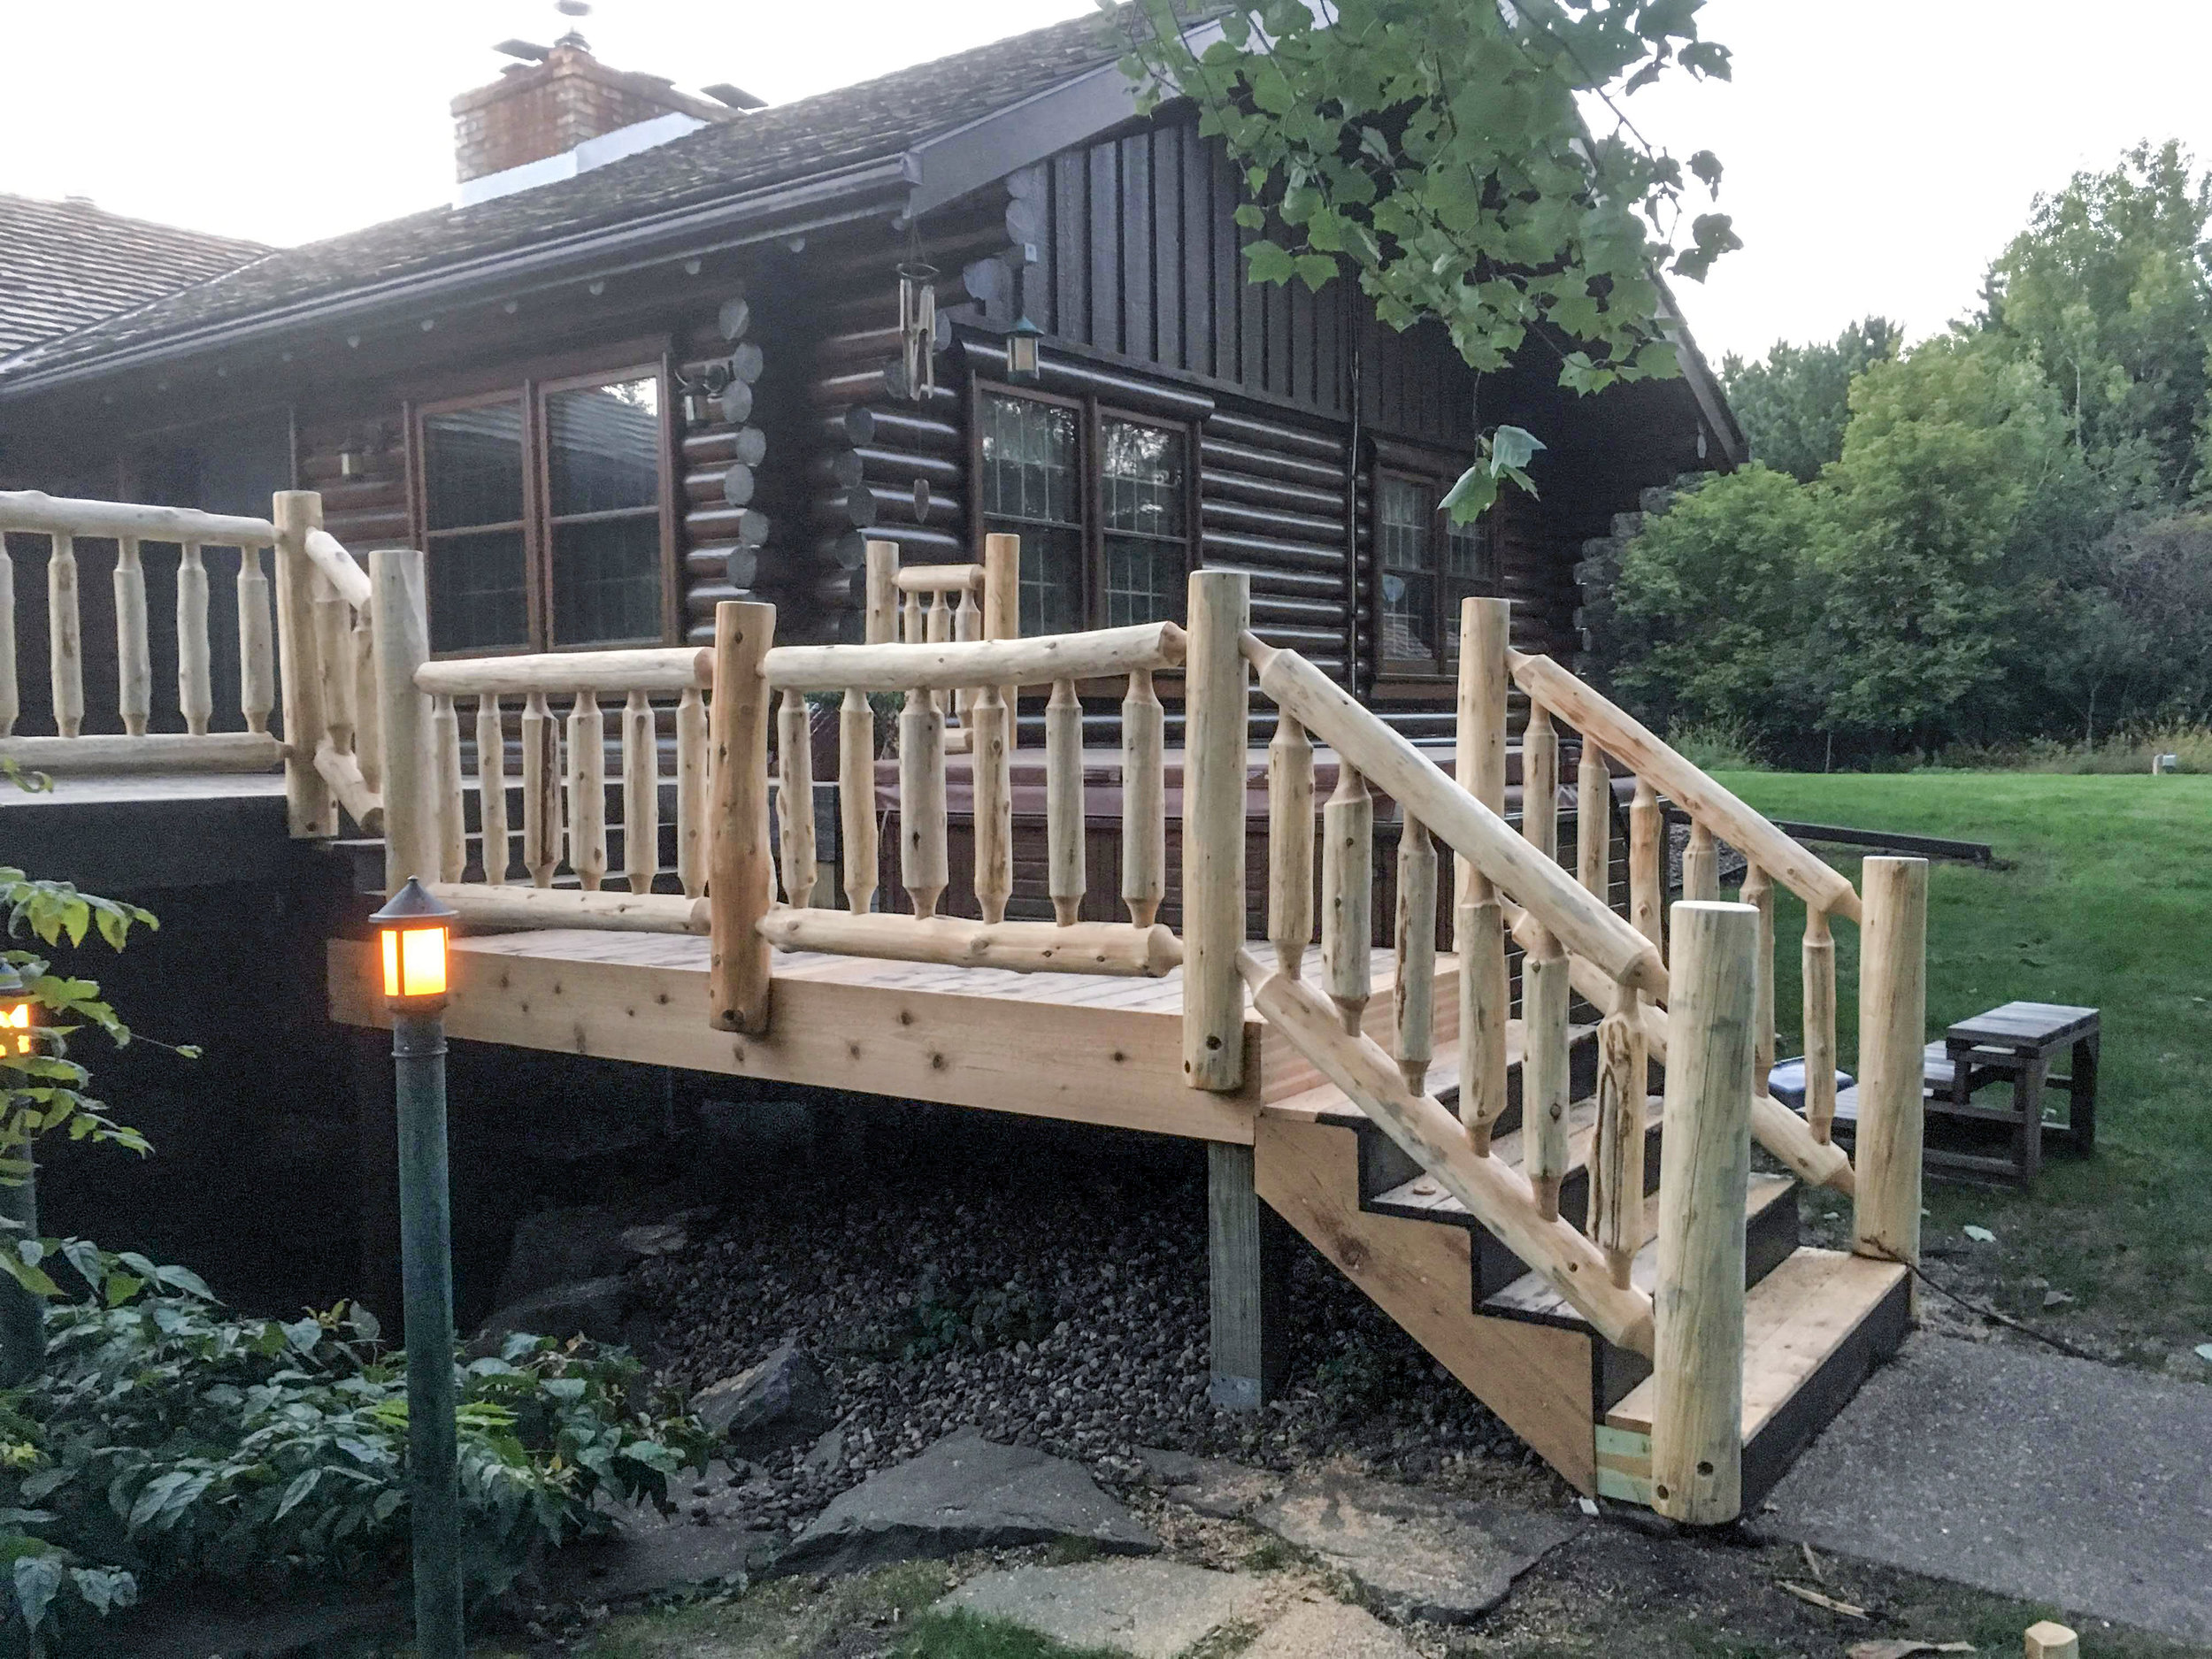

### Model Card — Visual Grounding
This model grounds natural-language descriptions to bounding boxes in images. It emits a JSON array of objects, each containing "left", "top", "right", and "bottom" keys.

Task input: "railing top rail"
[
  {"left": 302, "top": 528, "right": 373, "bottom": 612},
  {"left": 1509, "top": 649, "right": 1863, "bottom": 925},
  {"left": 765, "top": 619, "right": 1186, "bottom": 694},
  {"left": 894, "top": 563, "right": 986, "bottom": 595},
  {"left": 415, "top": 647, "right": 713, "bottom": 698},
  {"left": 0, "top": 488, "right": 277, "bottom": 549},
  {"left": 1243, "top": 633, "right": 1668, "bottom": 1000}
]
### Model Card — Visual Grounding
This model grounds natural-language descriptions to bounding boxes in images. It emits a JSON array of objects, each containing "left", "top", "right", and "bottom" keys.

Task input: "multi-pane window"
[
  {"left": 979, "top": 388, "right": 1193, "bottom": 634},
  {"left": 418, "top": 365, "right": 670, "bottom": 655},
  {"left": 1376, "top": 468, "right": 1500, "bottom": 674}
]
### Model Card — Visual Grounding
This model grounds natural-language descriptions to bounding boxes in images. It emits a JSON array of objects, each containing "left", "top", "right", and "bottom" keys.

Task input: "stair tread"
[
  {"left": 1261, "top": 1019, "right": 1601, "bottom": 1127},
  {"left": 1603, "top": 1248, "right": 1911, "bottom": 1441},
  {"left": 1481, "top": 1174, "right": 1795, "bottom": 1321},
  {"left": 1367, "top": 1091, "right": 1667, "bottom": 1217}
]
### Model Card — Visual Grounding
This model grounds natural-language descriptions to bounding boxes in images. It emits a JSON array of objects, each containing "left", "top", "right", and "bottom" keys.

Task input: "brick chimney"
[{"left": 451, "top": 38, "right": 734, "bottom": 185}]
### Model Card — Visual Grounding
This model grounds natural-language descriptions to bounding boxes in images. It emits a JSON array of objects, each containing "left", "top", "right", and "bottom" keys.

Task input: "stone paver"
[
  {"left": 1764, "top": 1333, "right": 2212, "bottom": 1645},
  {"left": 1253, "top": 1469, "right": 1576, "bottom": 1623},
  {"left": 1242, "top": 1600, "right": 1422, "bottom": 1659},
  {"left": 783, "top": 1428, "right": 1157, "bottom": 1575},
  {"left": 939, "top": 1561, "right": 1271, "bottom": 1659}
]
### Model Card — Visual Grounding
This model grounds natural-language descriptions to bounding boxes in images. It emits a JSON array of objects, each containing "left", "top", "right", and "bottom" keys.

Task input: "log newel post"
[
  {"left": 709, "top": 601, "right": 777, "bottom": 1034},
  {"left": 1183, "top": 569, "right": 1249, "bottom": 1091},
  {"left": 368, "top": 549, "right": 434, "bottom": 896},
  {"left": 1650, "top": 898, "right": 1757, "bottom": 1526},
  {"left": 1853, "top": 856, "right": 1928, "bottom": 1298},
  {"left": 1456, "top": 596, "right": 1511, "bottom": 1149},
  {"left": 273, "top": 491, "right": 336, "bottom": 838}
]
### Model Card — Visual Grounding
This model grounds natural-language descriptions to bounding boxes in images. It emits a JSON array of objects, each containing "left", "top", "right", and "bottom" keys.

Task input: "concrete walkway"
[{"left": 1763, "top": 1333, "right": 2212, "bottom": 1645}]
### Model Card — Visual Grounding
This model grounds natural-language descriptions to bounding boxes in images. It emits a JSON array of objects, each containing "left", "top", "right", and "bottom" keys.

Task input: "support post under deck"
[{"left": 1207, "top": 1141, "right": 1291, "bottom": 1409}]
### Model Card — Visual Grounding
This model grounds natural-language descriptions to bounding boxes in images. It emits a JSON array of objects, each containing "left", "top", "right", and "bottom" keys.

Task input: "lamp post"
[
  {"left": 369, "top": 877, "right": 464, "bottom": 1659},
  {"left": 0, "top": 961, "right": 38, "bottom": 1387}
]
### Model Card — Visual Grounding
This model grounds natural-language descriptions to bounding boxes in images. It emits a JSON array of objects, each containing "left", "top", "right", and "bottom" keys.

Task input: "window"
[
  {"left": 978, "top": 387, "right": 1193, "bottom": 634},
  {"left": 417, "top": 365, "right": 670, "bottom": 654},
  {"left": 1375, "top": 467, "right": 1499, "bottom": 675}
]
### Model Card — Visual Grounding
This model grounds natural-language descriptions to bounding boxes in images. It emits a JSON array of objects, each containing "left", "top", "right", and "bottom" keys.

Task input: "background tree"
[
  {"left": 1114, "top": 0, "right": 1738, "bottom": 518},
  {"left": 1720, "top": 317, "right": 1901, "bottom": 482}
]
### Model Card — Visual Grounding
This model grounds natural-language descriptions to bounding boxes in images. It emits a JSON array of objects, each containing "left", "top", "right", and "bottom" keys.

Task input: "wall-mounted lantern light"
[
  {"left": 675, "top": 359, "right": 735, "bottom": 430},
  {"left": 1007, "top": 314, "right": 1044, "bottom": 382}
]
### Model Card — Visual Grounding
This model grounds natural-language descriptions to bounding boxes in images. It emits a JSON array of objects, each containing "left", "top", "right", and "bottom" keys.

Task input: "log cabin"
[{"left": 0, "top": 19, "right": 1924, "bottom": 1532}]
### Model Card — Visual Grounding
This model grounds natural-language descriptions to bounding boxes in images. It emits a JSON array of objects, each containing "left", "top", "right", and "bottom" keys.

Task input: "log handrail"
[
  {"left": 763, "top": 620, "right": 1186, "bottom": 694},
  {"left": 303, "top": 528, "right": 373, "bottom": 613},
  {"left": 0, "top": 488, "right": 276, "bottom": 547},
  {"left": 1508, "top": 649, "right": 1861, "bottom": 923},
  {"left": 415, "top": 648, "right": 711, "bottom": 698}
]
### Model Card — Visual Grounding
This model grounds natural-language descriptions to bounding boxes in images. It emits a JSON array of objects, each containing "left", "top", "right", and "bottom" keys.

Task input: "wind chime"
[{"left": 897, "top": 218, "right": 938, "bottom": 404}]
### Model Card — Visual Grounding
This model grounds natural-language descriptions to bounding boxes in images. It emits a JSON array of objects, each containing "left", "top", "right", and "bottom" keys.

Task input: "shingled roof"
[
  {"left": 0, "top": 194, "right": 267, "bottom": 357},
  {"left": 1, "top": 11, "right": 1128, "bottom": 382}
]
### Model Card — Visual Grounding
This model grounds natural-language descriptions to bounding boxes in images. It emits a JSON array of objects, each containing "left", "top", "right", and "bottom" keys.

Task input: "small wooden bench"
[{"left": 1832, "top": 1002, "right": 2099, "bottom": 1188}]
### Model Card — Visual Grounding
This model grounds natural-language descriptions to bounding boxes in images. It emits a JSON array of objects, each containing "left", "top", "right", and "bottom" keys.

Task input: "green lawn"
[{"left": 1719, "top": 772, "right": 2212, "bottom": 1367}]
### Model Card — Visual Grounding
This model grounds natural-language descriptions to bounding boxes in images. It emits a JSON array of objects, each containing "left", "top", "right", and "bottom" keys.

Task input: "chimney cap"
[{"left": 702, "top": 82, "right": 767, "bottom": 111}]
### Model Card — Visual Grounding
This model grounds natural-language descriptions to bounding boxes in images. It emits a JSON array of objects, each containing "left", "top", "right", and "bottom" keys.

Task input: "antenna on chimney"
[{"left": 553, "top": 0, "right": 591, "bottom": 50}]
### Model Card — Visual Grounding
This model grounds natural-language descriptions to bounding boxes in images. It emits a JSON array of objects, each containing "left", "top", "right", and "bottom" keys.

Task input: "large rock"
[
  {"left": 1134, "top": 1447, "right": 1284, "bottom": 1519},
  {"left": 938, "top": 1562, "right": 1271, "bottom": 1659},
  {"left": 495, "top": 1206, "right": 635, "bottom": 1309},
  {"left": 780, "top": 1428, "right": 1157, "bottom": 1575},
  {"left": 472, "top": 1274, "right": 630, "bottom": 1348},
  {"left": 1243, "top": 1600, "right": 1423, "bottom": 1659},
  {"left": 691, "top": 1339, "right": 837, "bottom": 1461},
  {"left": 1252, "top": 1471, "right": 1575, "bottom": 1624}
]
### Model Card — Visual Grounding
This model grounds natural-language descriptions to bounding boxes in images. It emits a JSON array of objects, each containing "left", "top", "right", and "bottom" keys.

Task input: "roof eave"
[{"left": 0, "top": 154, "right": 916, "bottom": 403}]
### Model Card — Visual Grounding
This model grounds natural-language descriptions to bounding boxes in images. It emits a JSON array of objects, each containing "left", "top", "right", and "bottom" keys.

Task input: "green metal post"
[
  {"left": 393, "top": 1005, "right": 463, "bottom": 1658},
  {"left": 0, "top": 1163, "right": 40, "bottom": 1386}
]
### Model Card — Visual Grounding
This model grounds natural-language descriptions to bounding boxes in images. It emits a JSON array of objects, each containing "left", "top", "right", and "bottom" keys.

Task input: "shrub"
[
  {"left": 0, "top": 1260, "right": 716, "bottom": 1642},
  {"left": 1666, "top": 718, "right": 1767, "bottom": 773}
]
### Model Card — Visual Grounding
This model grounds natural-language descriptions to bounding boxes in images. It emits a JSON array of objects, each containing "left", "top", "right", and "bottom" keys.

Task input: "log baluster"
[
  {"left": 1523, "top": 928, "right": 1571, "bottom": 1221},
  {"left": 1458, "top": 596, "right": 1511, "bottom": 1150},
  {"left": 1394, "top": 814, "right": 1437, "bottom": 1095},
  {"left": 567, "top": 688, "right": 607, "bottom": 891},
  {"left": 776, "top": 687, "right": 815, "bottom": 906},
  {"left": 1121, "top": 668, "right": 1165, "bottom": 928},
  {"left": 924, "top": 586, "right": 951, "bottom": 713},
  {"left": 972, "top": 676, "right": 1013, "bottom": 924},
  {"left": 1590, "top": 986, "right": 1649, "bottom": 1288},
  {"left": 1044, "top": 678, "right": 1083, "bottom": 924},
  {"left": 521, "top": 690, "right": 561, "bottom": 887},
  {"left": 1578, "top": 739, "right": 1609, "bottom": 898},
  {"left": 431, "top": 692, "right": 465, "bottom": 884},
  {"left": 1684, "top": 819, "right": 1720, "bottom": 902},
  {"left": 49, "top": 532, "right": 81, "bottom": 738},
  {"left": 1629, "top": 778, "right": 1663, "bottom": 951},
  {"left": 898, "top": 682, "right": 948, "bottom": 919},
  {"left": 1523, "top": 699, "right": 1558, "bottom": 860},
  {"left": 477, "top": 695, "right": 510, "bottom": 881},
  {"left": 236, "top": 546, "right": 273, "bottom": 735},
  {"left": 902, "top": 585, "right": 925, "bottom": 646},
  {"left": 676, "top": 686, "right": 710, "bottom": 899},
  {"left": 113, "top": 535, "right": 150, "bottom": 736},
  {"left": 1742, "top": 861, "right": 1777, "bottom": 1084},
  {"left": 0, "top": 536, "right": 16, "bottom": 736},
  {"left": 1802, "top": 906, "right": 1838, "bottom": 1142},
  {"left": 951, "top": 588, "right": 979, "bottom": 726},
  {"left": 1321, "top": 762, "right": 1373, "bottom": 1035},
  {"left": 180, "top": 541, "right": 213, "bottom": 737},
  {"left": 626, "top": 687, "right": 663, "bottom": 896},
  {"left": 1265, "top": 710, "right": 1314, "bottom": 977},
  {"left": 841, "top": 540, "right": 900, "bottom": 917},
  {"left": 352, "top": 609, "right": 380, "bottom": 791}
]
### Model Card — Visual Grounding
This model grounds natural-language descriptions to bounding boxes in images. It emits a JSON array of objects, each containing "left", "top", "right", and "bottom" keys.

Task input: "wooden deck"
[{"left": 327, "top": 929, "right": 1458, "bottom": 1144}]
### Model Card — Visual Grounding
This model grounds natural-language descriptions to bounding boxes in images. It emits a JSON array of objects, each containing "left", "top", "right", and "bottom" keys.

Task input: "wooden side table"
[{"left": 1936, "top": 1002, "right": 2100, "bottom": 1187}]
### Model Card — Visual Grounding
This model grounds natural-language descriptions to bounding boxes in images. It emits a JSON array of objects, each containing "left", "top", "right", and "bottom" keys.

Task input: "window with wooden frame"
[
  {"left": 975, "top": 384, "right": 1195, "bottom": 634},
  {"left": 416, "top": 361, "right": 673, "bottom": 655},
  {"left": 1374, "top": 465, "right": 1499, "bottom": 678}
]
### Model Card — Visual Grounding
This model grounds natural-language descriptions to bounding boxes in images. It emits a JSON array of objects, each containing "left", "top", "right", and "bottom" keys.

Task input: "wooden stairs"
[{"left": 1254, "top": 1035, "right": 1910, "bottom": 1509}]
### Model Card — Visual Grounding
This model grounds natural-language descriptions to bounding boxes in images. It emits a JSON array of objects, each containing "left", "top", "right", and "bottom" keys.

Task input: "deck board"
[{"left": 329, "top": 928, "right": 1455, "bottom": 1144}]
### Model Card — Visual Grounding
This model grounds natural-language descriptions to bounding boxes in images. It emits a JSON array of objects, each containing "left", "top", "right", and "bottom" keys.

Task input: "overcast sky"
[{"left": 9, "top": 1, "right": 2212, "bottom": 368}]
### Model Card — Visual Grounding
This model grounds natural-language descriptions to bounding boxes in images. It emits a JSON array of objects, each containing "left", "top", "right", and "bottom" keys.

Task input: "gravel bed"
[{"left": 633, "top": 1103, "right": 1557, "bottom": 1532}]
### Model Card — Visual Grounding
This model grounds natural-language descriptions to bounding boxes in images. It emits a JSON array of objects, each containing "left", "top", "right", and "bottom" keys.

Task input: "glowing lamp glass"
[
  {"left": 380, "top": 926, "right": 449, "bottom": 1001},
  {"left": 0, "top": 1001, "right": 29, "bottom": 1056}
]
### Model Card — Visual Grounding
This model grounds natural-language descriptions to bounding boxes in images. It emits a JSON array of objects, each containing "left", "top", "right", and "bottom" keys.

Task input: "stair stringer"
[{"left": 1254, "top": 1116, "right": 1599, "bottom": 1494}]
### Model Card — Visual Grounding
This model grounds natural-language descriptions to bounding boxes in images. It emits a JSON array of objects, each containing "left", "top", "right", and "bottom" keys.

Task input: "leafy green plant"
[
  {"left": 902, "top": 1268, "right": 1052, "bottom": 1361},
  {"left": 0, "top": 1256, "right": 715, "bottom": 1642},
  {"left": 1666, "top": 718, "right": 1766, "bottom": 773},
  {"left": 1113, "top": 0, "right": 1737, "bottom": 519}
]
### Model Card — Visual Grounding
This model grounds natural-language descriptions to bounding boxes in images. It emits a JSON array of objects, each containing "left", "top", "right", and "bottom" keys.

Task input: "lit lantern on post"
[
  {"left": 366, "top": 876, "right": 464, "bottom": 1659},
  {"left": 0, "top": 961, "right": 30, "bottom": 1055},
  {"left": 1007, "top": 314, "right": 1043, "bottom": 382},
  {"left": 0, "top": 961, "right": 38, "bottom": 1388}
]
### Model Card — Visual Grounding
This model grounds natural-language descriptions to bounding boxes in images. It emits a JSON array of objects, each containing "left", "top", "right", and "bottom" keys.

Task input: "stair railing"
[{"left": 273, "top": 491, "right": 381, "bottom": 839}]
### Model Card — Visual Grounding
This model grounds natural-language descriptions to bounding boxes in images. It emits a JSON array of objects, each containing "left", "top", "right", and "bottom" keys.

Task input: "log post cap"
[{"left": 2023, "top": 1623, "right": 2078, "bottom": 1659}]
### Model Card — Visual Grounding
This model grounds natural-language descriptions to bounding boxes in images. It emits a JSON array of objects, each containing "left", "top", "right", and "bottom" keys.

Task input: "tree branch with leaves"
[{"left": 1110, "top": 0, "right": 1737, "bottom": 517}]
